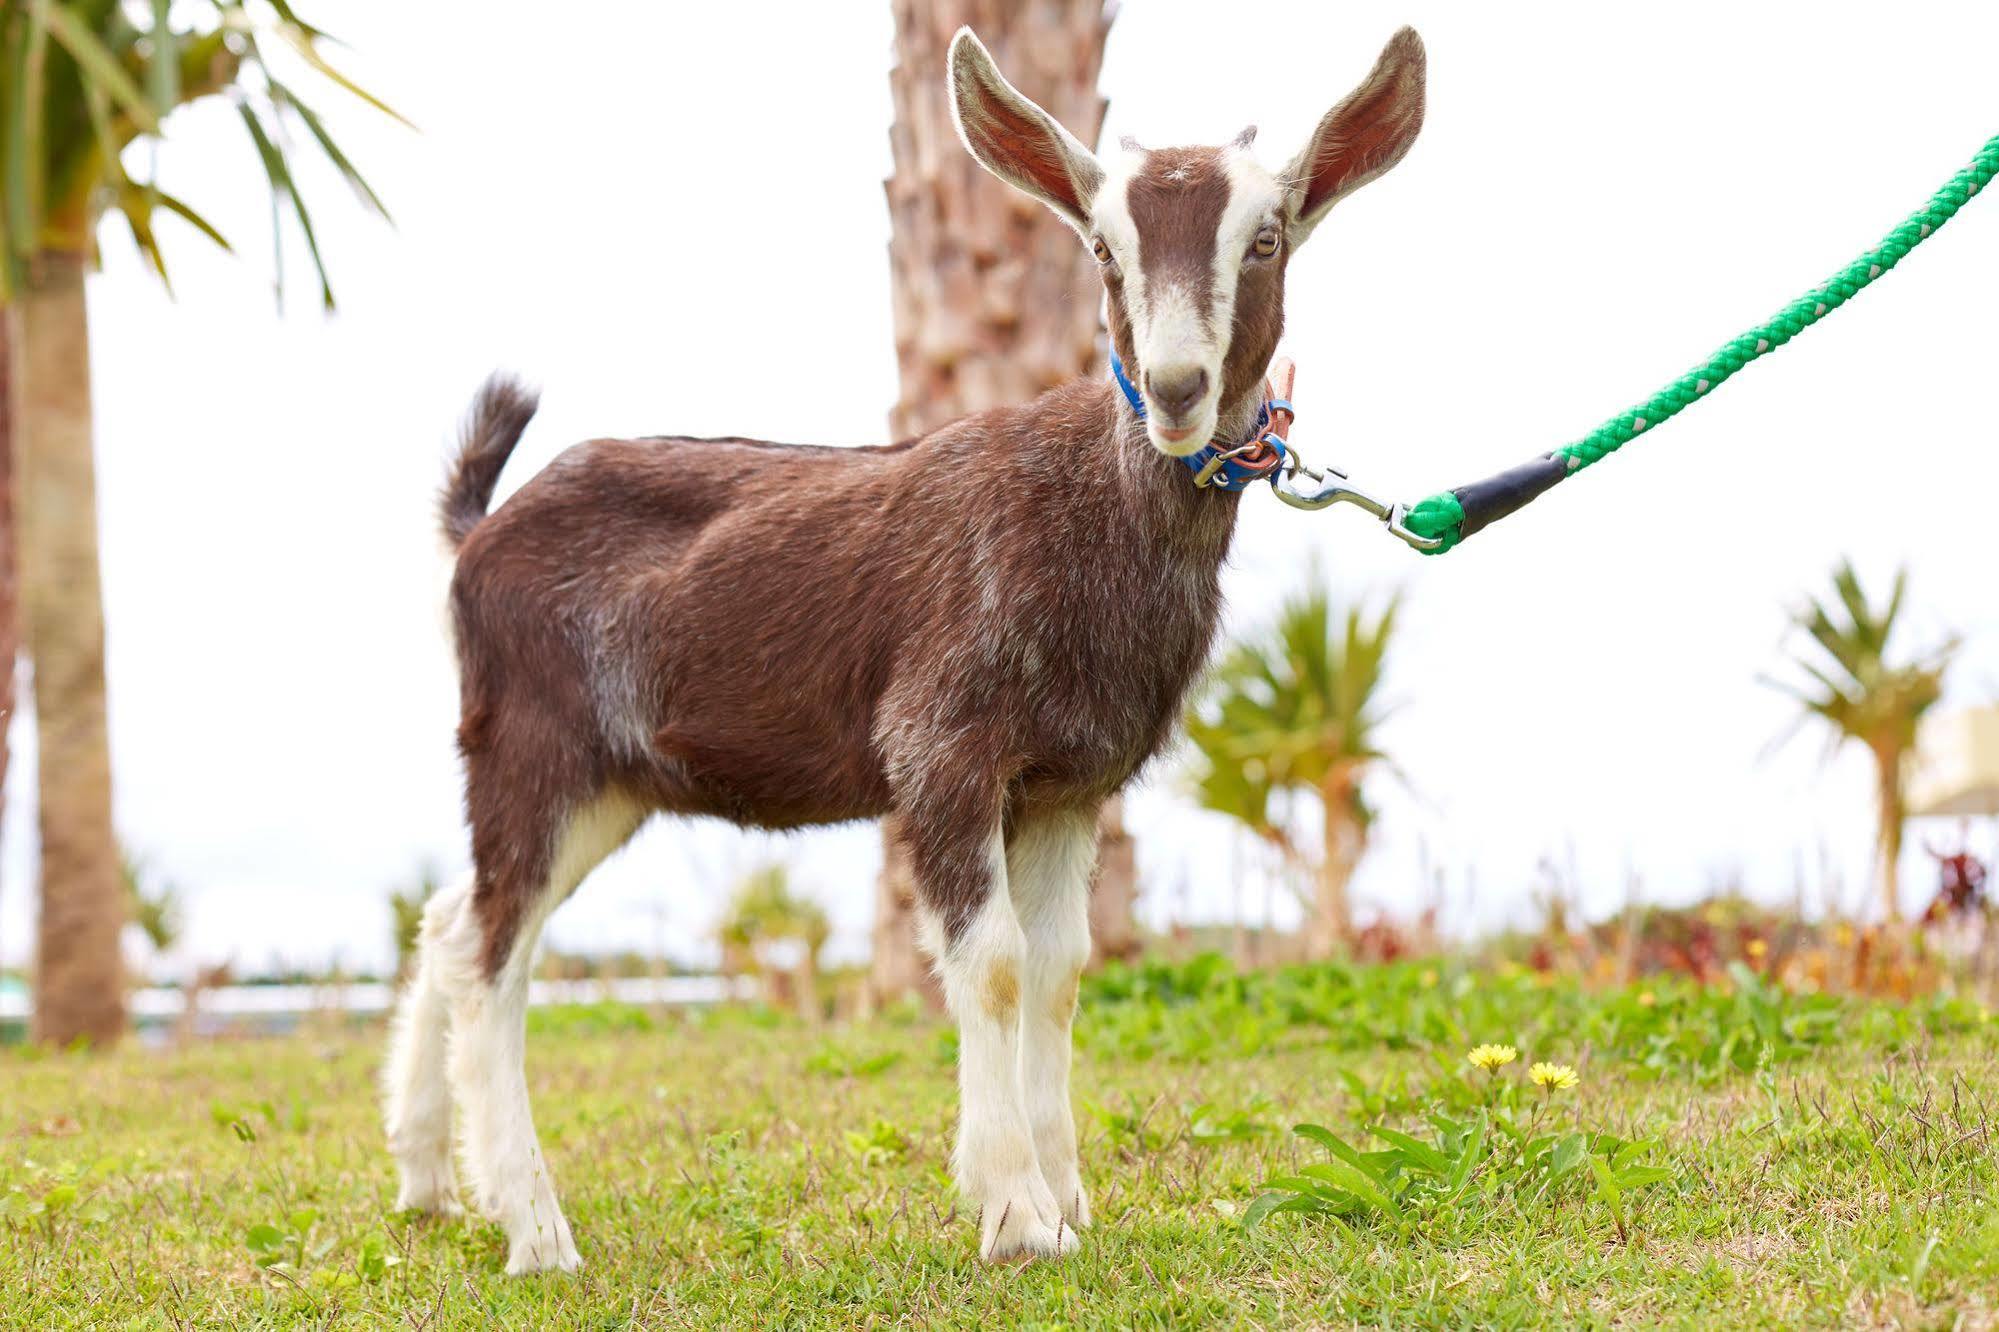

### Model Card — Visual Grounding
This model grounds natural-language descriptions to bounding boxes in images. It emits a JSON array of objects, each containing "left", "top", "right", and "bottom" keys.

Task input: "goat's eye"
[
  {"left": 1092, "top": 237, "right": 1114, "bottom": 265},
  {"left": 1251, "top": 227, "right": 1280, "bottom": 259}
]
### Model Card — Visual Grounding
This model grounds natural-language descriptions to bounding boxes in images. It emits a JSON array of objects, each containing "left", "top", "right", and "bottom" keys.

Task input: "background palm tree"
[
  {"left": 1185, "top": 577, "right": 1403, "bottom": 959},
  {"left": 120, "top": 852, "right": 180, "bottom": 958},
  {"left": 718, "top": 864, "right": 831, "bottom": 1022},
  {"left": 1769, "top": 560, "right": 1957, "bottom": 924},
  {"left": 388, "top": 866, "right": 439, "bottom": 985},
  {"left": 1, "top": 0, "right": 400, "bottom": 1045},
  {"left": 873, "top": 0, "right": 1127, "bottom": 1003}
]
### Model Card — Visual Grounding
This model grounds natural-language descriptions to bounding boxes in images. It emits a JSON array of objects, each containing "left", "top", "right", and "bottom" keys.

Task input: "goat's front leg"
[
  {"left": 907, "top": 803, "right": 1078, "bottom": 1262},
  {"left": 1008, "top": 809, "right": 1097, "bottom": 1231}
]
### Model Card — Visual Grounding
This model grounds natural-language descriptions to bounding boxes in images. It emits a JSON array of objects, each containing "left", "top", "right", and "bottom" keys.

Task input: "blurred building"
[{"left": 1912, "top": 707, "right": 1999, "bottom": 818}]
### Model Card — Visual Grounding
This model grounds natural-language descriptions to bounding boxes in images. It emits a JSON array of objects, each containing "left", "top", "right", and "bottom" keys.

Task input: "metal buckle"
[
  {"left": 1194, "top": 435, "right": 1285, "bottom": 490},
  {"left": 1271, "top": 456, "right": 1444, "bottom": 552}
]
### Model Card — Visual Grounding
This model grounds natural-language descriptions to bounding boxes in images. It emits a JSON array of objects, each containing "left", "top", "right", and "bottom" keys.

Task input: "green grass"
[{"left": 5, "top": 959, "right": 1999, "bottom": 1328}]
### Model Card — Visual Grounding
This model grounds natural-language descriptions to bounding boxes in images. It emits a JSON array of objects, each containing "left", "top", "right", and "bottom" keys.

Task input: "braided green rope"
[{"left": 1403, "top": 133, "right": 1999, "bottom": 553}]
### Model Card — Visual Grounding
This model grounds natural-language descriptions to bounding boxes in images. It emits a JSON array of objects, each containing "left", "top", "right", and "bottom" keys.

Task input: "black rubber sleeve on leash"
[{"left": 1452, "top": 453, "right": 1570, "bottom": 538}]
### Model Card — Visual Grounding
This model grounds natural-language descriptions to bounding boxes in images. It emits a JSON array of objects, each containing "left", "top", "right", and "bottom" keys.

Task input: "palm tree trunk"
[
  {"left": 1088, "top": 795, "right": 1140, "bottom": 965},
  {"left": 795, "top": 946, "right": 821, "bottom": 1026},
  {"left": 1872, "top": 742, "right": 1904, "bottom": 927},
  {"left": 869, "top": 819, "right": 943, "bottom": 1009},
  {"left": 0, "top": 303, "right": 19, "bottom": 905},
  {"left": 1305, "top": 778, "right": 1361, "bottom": 960},
  {"left": 873, "top": 0, "right": 1111, "bottom": 1003},
  {"left": 20, "top": 251, "right": 125, "bottom": 1046}
]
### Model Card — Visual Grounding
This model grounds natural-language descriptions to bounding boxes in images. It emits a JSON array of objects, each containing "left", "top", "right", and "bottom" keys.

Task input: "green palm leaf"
[
  {"left": 1, "top": 1, "right": 400, "bottom": 304},
  {"left": 1185, "top": 572, "right": 1401, "bottom": 858},
  {"left": 39, "top": 1, "right": 158, "bottom": 135},
  {"left": 237, "top": 101, "right": 333, "bottom": 310}
]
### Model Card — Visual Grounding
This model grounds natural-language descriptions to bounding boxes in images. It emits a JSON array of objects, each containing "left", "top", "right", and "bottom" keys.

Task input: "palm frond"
[
  {"left": 271, "top": 21, "right": 414, "bottom": 129},
  {"left": 147, "top": 0, "right": 178, "bottom": 113},
  {"left": 1, "top": 1, "right": 397, "bottom": 306},
  {"left": 1183, "top": 574, "right": 1401, "bottom": 845},
  {"left": 1770, "top": 560, "right": 1956, "bottom": 772},
  {"left": 40, "top": 1, "right": 157, "bottom": 134},
  {"left": 151, "top": 187, "right": 232, "bottom": 251},
  {"left": 1, "top": 4, "right": 49, "bottom": 290},
  {"left": 267, "top": 78, "right": 391, "bottom": 221},
  {"left": 237, "top": 99, "right": 334, "bottom": 309}
]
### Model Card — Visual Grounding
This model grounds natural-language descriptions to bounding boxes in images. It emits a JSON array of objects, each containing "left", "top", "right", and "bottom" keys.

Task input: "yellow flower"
[
  {"left": 1637, "top": 991, "right": 1656, "bottom": 1007},
  {"left": 1745, "top": 938, "right": 1769, "bottom": 959},
  {"left": 1467, "top": 1044, "right": 1518, "bottom": 1071},
  {"left": 1530, "top": 1062, "right": 1579, "bottom": 1091}
]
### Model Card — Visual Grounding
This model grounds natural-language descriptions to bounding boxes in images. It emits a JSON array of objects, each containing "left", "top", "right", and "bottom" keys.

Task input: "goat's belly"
[{"left": 641, "top": 713, "right": 892, "bottom": 831}]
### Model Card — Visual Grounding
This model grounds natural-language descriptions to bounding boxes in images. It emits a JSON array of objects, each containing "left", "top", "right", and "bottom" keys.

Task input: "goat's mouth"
[{"left": 1146, "top": 411, "right": 1217, "bottom": 458}]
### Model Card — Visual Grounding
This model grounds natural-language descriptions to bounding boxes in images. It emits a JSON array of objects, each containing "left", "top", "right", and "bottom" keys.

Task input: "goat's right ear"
[{"left": 948, "top": 27, "right": 1103, "bottom": 237}]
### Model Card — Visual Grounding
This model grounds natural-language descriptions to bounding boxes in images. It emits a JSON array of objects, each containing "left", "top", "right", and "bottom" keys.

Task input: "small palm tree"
[
  {"left": 120, "top": 854, "right": 180, "bottom": 957},
  {"left": 1769, "top": 560, "right": 1956, "bottom": 924},
  {"left": 1186, "top": 578, "right": 1402, "bottom": 959},
  {"left": 3, "top": 1, "right": 401, "bottom": 1045},
  {"left": 719, "top": 864, "right": 830, "bottom": 1019},
  {"left": 388, "top": 867, "right": 440, "bottom": 984}
]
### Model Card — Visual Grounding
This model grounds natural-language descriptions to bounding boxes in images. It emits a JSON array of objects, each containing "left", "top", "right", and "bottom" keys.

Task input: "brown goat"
[{"left": 383, "top": 26, "right": 1425, "bottom": 1274}]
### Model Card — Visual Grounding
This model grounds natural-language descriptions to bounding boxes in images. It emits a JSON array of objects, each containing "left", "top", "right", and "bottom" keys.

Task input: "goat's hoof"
[
  {"left": 504, "top": 1222, "right": 582, "bottom": 1277},
  {"left": 392, "top": 1159, "right": 463, "bottom": 1216},
  {"left": 1039, "top": 1165, "right": 1091, "bottom": 1230},
  {"left": 394, "top": 1193, "right": 464, "bottom": 1219},
  {"left": 979, "top": 1194, "right": 1082, "bottom": 1263}
]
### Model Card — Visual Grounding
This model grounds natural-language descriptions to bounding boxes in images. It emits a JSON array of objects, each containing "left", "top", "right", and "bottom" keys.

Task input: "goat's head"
[{"left": 948, "top": 27, "right": 1425, "bottom": 458}]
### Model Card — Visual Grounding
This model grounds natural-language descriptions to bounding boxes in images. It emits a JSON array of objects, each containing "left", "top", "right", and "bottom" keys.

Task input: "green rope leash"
[{"left": 1400, "top": 133, "right": 1999, "bottom": 553}]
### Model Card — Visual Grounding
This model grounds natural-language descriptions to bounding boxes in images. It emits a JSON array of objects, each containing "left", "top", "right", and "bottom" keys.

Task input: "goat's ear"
[
  {"left": 1280, "top": 27, "right": 1425, "bottom": 245},
  {"left": 948, "top": 27, "right": 1103, "bottom": 237}
]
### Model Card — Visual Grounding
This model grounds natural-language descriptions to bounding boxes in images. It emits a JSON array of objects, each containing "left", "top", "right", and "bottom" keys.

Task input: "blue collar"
[{"left": 1110, "top": 353, "right": 1289, "bottom": 492}]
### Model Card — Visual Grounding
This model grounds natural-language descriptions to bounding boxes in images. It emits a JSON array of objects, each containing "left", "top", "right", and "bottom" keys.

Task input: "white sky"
[{"left": 3, "top": 1, "right": 1995, "bottom": 979}]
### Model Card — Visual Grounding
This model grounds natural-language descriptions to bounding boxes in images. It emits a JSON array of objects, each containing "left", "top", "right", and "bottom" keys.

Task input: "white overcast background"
[{"left": 3, "top": 1, "right": 1995, "bottom": 978}]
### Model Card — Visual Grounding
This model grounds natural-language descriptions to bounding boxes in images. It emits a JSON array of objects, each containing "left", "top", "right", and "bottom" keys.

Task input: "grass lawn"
[{"left": 5, "top": 959, "right": 1999, "bottom": 1329}]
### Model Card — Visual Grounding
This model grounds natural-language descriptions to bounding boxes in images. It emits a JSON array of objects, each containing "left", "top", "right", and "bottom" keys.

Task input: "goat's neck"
[
  {"left": 1113, "top": 378, "right": 1265, "bottom": 496},
  {"left": 1098, "top": 379, "right": 1259, "bottom": 561}
]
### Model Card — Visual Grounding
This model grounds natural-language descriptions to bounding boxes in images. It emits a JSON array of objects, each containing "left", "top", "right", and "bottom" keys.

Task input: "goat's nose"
[{"left": 1145, "top": 365, "right": 1209, "bottom": 421}]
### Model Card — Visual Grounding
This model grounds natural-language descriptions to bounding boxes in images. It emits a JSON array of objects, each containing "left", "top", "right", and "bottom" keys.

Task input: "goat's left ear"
[
  {"left": 1281, "top": 27, "right": 1426, "bottom": 245},
  {"left": 948, "top": 27, "right": 1103, "bottom": 237}
]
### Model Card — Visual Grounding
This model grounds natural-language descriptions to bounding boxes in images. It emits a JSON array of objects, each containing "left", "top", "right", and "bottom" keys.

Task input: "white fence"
[{"left": 0, "top": 975, "right": 745, "bottom": 1025}]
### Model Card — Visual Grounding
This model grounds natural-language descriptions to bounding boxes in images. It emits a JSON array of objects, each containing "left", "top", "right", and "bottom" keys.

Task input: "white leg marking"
[
  {"left": 435, "top": 792, "right": 644, "bottom": 1276},
  {"left": 934, "top": 829, "right": 1078, "bottom": 1262},
  {"left": 1009, "top": 810, "right": 1097, "bottom": 1230},
  {"left": 383, "top": 877, "right": 470, "bottom": 1214}
]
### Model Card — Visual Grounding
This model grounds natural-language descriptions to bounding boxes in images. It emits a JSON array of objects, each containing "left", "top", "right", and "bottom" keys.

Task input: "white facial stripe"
[
  {"left": 1210, "top": 148, "right": 1286, "bottom": 368},
  {"left": 1144, "top": 284, "right": 1207, "bottom": 367},
  {"left": 1089, "top": 145, "right": 1285, "bottom": 455},
  {"left": 1092, "top": 147, "right": 1147, "bottom": 323}
]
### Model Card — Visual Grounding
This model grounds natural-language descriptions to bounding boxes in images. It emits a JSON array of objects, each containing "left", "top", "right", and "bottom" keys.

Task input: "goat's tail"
[{"left": 439, "top": 373, "right": 539, "bottom": 550}]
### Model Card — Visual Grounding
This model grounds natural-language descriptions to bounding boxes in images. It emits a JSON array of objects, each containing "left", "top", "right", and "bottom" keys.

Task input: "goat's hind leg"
[
  {"left": 383, "top": 876, "right": 472, "bottom": 1213},
  {"left": 436, "top": 792, "right": 643, "bottom": 1275}
]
